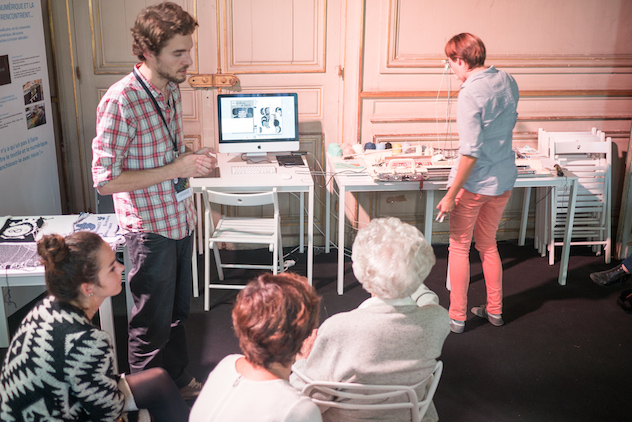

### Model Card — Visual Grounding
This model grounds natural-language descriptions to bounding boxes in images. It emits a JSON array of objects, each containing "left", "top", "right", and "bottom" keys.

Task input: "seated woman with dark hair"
[
  {"left": 190, "top": 272, "right": 322, "bottom": 422},
  {"left": 290, "top": 217, "right": 450, "bottom": 422},
  {"left": 0, "top": 231, "right": 189, "bottom": 422}
]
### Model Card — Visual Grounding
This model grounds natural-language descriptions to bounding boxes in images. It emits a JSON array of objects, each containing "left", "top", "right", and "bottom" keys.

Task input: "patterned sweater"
[{"left": 0, "top": 296, "right": 124, "bottom": 421}]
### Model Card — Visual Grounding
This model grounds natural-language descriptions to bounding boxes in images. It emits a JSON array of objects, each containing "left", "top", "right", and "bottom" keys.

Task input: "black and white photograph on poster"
[
  {"left": 0, "top": 54, "right": 10, "bottom": 86},
  {"left": 23, "top": 79, "right": 43, "bottom": 104},
  {"left": 25, "top": 103, "right": 46, "bottom": 129}
]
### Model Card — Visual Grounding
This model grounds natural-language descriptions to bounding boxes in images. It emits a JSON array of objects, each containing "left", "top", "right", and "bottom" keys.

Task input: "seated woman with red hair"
[{"left": 190, "top": 273, "right": 322, "bottom": 422}]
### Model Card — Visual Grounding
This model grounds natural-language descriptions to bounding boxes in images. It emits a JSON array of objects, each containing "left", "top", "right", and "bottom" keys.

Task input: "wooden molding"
[{"left": 361, "top": 90, "right": 632, "bottom": 99}]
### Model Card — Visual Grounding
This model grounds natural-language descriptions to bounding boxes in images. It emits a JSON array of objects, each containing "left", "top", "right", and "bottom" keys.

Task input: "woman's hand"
[{"left": 436, "top": 194, "right": 456, "bottom": 221}]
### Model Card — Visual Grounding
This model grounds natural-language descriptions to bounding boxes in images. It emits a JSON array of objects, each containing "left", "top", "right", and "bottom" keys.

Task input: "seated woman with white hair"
[{"left": 290, "top": 217, "right": 449, "bottom": 422}]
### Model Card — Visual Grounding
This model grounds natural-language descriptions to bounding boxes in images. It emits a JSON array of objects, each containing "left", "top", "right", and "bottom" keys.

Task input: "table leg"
[
  {"left": 300, "top": 192, "right": 305, "bottom": 253},
  {"left": 307, "top": 187, "right": 314, "bottom": 284},
  {"left": 548, "top": 186, "right": 556, "bottom": 265},
  {"left": 99, "top": 297, "right": 118, "bottom": 373},
  {"left": 519, "top": 187, "right": 532, "bottom": 246},
  {"left": 0, "top": 295, "right": 9, "bottom": 347},
  {"left": 424, "top": 190, "right": 434, "bottom": 244},
  {"left": 558, "top": 178, "right": 578, "bottom": 285},
  {"left": 196, "top": 192, "right": 203, "bottom": 253},
  {"left": 325, "top": 173, "right": 332, "bottom": 254},
  {"left": 192, "top": 228, "right": 199, "bottom": 298},
  {"left": 337, "top": 187, "right": 346, "bottom": 295}
]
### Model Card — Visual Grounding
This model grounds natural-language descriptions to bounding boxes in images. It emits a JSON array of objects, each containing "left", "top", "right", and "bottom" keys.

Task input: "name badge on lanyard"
[{"left": 174, "top": 177, "right": 193, "bottom": 202}]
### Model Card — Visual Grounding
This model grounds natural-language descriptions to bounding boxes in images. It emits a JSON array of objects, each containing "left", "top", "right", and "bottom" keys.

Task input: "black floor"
[{"left": 3, "top": 241, "right": 632, "bottom": 421}]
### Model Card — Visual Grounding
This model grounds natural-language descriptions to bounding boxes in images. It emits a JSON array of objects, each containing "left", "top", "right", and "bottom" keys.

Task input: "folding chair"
[
  {"left": 295, "top": 360, "right": 443, "bottom": 422},
  {"left": 544, "top": 138, "right": 612, "bottom": 264},
  {"left": 531, "top": 128, "right": 606, "bottom": 254},
  {"left": 202, "top": 188, "right": 283, "bottom": 311}
]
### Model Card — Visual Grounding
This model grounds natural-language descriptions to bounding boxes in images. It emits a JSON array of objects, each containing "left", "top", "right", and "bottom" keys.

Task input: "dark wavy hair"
[
  {"left": 131, "top": 1, "right": 198, "bottom": 61},
  {"left": 36, "top": 231, "right": 104, "bottom": 303},
  {"left": 232, "top": 273, "right": 321, "bottom": 369},
  {"left": 445, "top": 32, "right": 486, "bottom": 70}
]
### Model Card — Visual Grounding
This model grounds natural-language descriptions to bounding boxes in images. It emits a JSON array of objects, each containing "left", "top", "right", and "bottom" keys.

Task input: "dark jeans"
[
  {"left": 126, "top": 368, "right": 189, "bottom": 421},
  {"left": 125, "top": 232, "right": 193, "bottom": 388},
  {"left": 623, "top": 254, "right": 632, "bottom": 270}
]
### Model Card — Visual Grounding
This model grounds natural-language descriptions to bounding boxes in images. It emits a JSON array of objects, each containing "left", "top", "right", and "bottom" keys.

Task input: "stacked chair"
[{"left": 534, "top": 128, "right": 612, "bottom": 265}]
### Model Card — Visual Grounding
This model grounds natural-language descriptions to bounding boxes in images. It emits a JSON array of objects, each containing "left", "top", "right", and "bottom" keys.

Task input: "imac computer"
[{"left": 217, "top": 92, "right": 299, "bottom": 161}]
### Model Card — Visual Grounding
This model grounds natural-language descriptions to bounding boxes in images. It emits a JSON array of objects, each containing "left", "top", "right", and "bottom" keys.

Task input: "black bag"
[{"left": 616, "top": 289, "right": 632, "bottom": 314}]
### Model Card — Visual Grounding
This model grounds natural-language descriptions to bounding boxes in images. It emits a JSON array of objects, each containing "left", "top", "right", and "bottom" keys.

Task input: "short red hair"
[
  {"left": 232, "top": 273, "right": 320, "bottom": 368},
  {"left": 445, "top": 33, "right": 486, "bottom": 69}
]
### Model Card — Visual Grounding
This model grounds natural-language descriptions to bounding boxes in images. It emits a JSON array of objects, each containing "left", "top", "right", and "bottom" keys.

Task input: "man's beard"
[{"left": 156, "top": 61, "right": 187, "bottom": 84}]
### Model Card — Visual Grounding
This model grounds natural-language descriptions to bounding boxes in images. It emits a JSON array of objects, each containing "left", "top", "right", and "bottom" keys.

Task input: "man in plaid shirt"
[{"left": 91, "top": 2, "right": 215, "bottom": 399}]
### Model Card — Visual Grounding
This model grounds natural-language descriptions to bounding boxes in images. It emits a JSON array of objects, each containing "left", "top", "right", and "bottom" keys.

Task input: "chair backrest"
[
  {"left": 203, "top": 188, "right": 280, "bottom": 233},
  {"left": 204, "top": 188, "right": 279, "bottom": 209},
  {"left": 538, "top": 128, "right": 604, "bottom": 157},
  {"left": 552, "top": 138, "right": 611, "bottom": 161},
  {"left": 297, "top": 360, "right": 443, "bottom": 422},
  {"left": 550, "top": 139, "right": 612, "bottom": 238}
]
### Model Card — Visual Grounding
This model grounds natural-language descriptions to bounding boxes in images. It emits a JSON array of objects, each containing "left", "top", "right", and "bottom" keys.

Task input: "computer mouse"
[{"left": 280, "top": 174, "right": 292, "bottom": 180}]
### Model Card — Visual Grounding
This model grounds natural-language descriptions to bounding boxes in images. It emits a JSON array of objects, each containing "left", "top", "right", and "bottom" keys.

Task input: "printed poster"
[{"left": 0, "top": 0, "right": 61, "bottom": 215}]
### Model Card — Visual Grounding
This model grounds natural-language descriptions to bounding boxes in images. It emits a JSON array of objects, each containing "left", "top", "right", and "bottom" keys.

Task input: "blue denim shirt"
[{"left": 447, "top": 66, "right": 520, "bottom": 196}]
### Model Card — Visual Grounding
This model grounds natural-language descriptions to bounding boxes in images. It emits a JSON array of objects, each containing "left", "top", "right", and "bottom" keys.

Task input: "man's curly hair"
[{"left": 131, "top": 2, "right": 198, "bottom": 61}]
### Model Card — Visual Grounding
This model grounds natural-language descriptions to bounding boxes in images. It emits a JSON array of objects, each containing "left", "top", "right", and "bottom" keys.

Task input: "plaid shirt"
[{"left": 92, "top": 64, "right": 195, "bottom": 239}]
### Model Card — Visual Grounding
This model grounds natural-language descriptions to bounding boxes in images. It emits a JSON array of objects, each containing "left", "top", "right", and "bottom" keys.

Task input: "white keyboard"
[{"left": 231, "top": 165, "right": 277, "bottom": 175}]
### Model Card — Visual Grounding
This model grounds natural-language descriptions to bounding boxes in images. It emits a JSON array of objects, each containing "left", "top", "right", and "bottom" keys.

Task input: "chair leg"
[
  {"left": 277, "top": 231, "right": 284, "bottom": 273},
  {"left": 204, "top": 240, "right": 211, "bottom": 312},
  {"left": 213, "top": 243, "right": 224, "bottom": 280},
  {"left": 272, "top": 240, "right": 278, "bottom": 275},
  {"left": 548, "top": 189, "right": 555, "bottom": 266}
]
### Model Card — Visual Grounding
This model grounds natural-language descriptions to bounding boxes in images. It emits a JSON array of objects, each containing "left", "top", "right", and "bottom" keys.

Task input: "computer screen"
[{"left": 217, "top": 92, "right": 299, "bottom": 158}]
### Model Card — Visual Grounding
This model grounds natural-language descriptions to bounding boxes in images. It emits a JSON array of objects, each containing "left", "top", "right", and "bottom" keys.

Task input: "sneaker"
[
  {"left": 179, "top": 377, "right": 203, "bottom": 400},
  {"left": 471, "top": 305, "right": 504, "bottom": 326},
  {"left": 449, "top": 318, "right": 465, "bottom": 334}
]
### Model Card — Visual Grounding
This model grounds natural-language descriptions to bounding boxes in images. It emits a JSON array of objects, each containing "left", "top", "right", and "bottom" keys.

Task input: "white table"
[
  {"left": 325, "top": 154, "right": 578, "bottom": 294},
  {"left": 0, "top": 214, "right": 127, "bottom": 372},
  {"left": 191, "top": 153, "right": 315, "bottom": 283}
]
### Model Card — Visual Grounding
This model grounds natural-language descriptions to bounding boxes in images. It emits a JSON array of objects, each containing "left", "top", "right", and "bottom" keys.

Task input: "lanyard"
[{"left": 132, "top": 67, "right": 178, "bottom": 153}]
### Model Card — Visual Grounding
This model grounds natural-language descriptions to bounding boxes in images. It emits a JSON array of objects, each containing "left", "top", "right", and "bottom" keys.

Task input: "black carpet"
[{"left": 2, "top": 241, "right": 631, "bottom": 422}]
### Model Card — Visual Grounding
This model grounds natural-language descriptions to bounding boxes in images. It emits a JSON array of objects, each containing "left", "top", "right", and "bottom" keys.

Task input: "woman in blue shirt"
[{"left": 436, "top": 33, "right": 520, "bottom": 334}]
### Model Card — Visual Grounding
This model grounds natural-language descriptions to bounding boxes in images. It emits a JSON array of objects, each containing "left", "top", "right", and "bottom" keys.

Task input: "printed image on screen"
[
  {"left": 220, "top": 96, "right": 295, "bottom": 140},
  {"left": 217, "top": 93, "right": 299, "bottom": 156}
]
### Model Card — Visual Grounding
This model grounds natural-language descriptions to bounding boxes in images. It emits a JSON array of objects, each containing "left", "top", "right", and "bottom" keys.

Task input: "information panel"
[{"left": 0, "top": 0, "right": 61, "bottom": 215}]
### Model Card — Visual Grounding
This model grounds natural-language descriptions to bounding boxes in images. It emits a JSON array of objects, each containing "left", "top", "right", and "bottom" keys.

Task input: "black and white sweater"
[{"left": 0, "top": 296, "right": 124, "bottom": 421}]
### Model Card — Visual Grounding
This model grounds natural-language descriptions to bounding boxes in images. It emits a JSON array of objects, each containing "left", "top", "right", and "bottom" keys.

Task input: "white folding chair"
[
  {"left": 530, "top": 128, "right": 606, "bottom": 254},
  {"left": 202, "top": 188, "right": 283, "bottom": 311},
  {"left": 296, "top": 360, "right": 443, "bottom": 422},
  {"left": 544, "top": 138, "right": 612, "bottom": 264}
]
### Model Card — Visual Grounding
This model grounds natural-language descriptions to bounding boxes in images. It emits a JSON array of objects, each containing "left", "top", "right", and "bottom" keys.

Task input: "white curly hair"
[{"left": 351, "top": 217, "right": 436, "bottom": 299}]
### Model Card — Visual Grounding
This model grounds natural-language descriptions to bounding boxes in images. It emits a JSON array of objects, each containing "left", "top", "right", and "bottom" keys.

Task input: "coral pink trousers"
[{"left": 448, "top": 188, "right": 512, "bottom": 321}]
